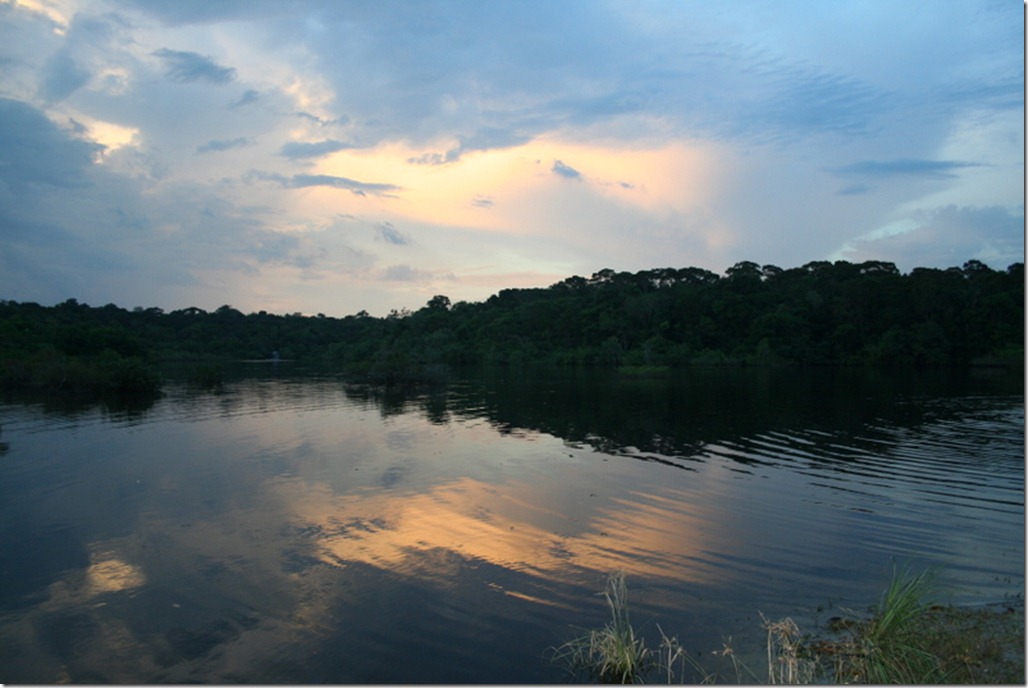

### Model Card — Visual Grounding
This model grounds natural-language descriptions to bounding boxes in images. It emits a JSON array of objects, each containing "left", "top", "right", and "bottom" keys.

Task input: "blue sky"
[{"left": 0, "top": 0, "right": 1022, "bottom": 316}]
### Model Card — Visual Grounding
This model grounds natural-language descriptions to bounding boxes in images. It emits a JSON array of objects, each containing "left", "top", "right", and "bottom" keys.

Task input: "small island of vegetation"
[{"left": 1, "top": 258, "right": 1022, "bottom": 396}]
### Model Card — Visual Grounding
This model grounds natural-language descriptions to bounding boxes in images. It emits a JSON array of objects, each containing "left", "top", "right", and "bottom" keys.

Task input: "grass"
[
  {"left": 551, "top": 564, "right": 1022, "bottom": 684},
  {"left": 550, "top": 571, "right": 654, "bottom": 683},
  {"left": 807, "top": 563, "right": 945, "bottom": 684},
  {"left": 852, "top": 564, "right": 942, "bottom": 683}
]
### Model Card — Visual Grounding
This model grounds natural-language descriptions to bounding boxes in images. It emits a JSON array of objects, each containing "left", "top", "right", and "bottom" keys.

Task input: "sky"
[{"left": 0, "top": 0, "right": 1023, "bottom": 317}]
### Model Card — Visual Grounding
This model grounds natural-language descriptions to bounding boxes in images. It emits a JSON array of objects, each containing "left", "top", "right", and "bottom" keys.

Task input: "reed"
[{"left": 761, "top": 615, "right": 819, "bottom": 684}]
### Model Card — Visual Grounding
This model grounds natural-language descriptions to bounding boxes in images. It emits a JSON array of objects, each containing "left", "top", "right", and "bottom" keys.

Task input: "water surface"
[{"left": 0, "top": 366, "right": 1022, "bottom": 683}]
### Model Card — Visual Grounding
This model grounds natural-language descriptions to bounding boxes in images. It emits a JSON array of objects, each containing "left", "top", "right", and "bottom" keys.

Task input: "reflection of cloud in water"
[
  {"left": 10, "top": 468, "right": 716, "bottom": 683},
  {"left": 0, "top": 417, "right": 731, "bottom": 682},
  {"left": 41, "top": 550, "right": 146, "bottom": 606},
  {"left": 86, "top": 553, "right": 146, "bottom": 595},
  {"left": 276, "top": 475, "right": 722, "bottom": 591},
  {"left": 0, "top": 549, "right": 159, "bottom": 683}
]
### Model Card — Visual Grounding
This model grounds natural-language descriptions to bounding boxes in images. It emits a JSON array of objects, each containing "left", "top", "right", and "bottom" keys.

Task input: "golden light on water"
[
  {"left": 85, "top": 553, "right": 146, "bottom": 595},
  {"left": 276, "top": 473, "right": 726, "bottom": 590}
]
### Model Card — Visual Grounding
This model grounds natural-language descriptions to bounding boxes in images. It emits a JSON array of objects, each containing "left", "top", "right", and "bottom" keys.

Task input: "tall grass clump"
[
  {"left": 836, "top": 563, "right": 944, "bottom": 683},
  {"left": 551, "top": 571, "right": 654, "bottom": 683}
]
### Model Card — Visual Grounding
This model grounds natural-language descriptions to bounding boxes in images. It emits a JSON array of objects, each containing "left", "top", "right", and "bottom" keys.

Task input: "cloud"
[
  {"left": 382, "top": 264, "right": 433, "bottom": 282},
  {"left": 0, "top": 97, "right": 102, "bottom": 188},
  {"left": 113, "top": 0, "right": 290, "bottom": 25},
  {"left": 247, "top": 171, "right": 401, "bottom": 197},
  {"left": 40, "top": 48, "right": 91, "bottom": 101},
  {"left": 230, "top": 89, "right": 260, "bottom": 108},
  {"left": 152, "top": 48, "right": 235, "bottom": 84},
  {"left": 835, "top": 204, "right": 1024, "bottom": 270},
  {"left": 0, "top": 0, "right": 1021, "bottom": 319},
  {"left": 408, "top": 149, "right": 461, "bottom": 166},
  {"left": 0, "top": 97, "right": 358, "bottom": 310},
  {"left": 34, "top": 12, "right": 132, "bottom": 102},
  {"left": 290, "top": 174, "right": 399, "bottom": 197},
  {"left": 293, "top": 111, "right": 350, "bottom": 128},
  {"left": 734, "top": 63, "right": 888, "bottom": 141},
  {"left": 408, "top": 128, "right": 532, "bottom": 166},
  {"left": 836, "top": 184, "right": 871, "bottom": 196},
  {"left": 252, "top": 232, "right": 319, "bottom": 268},
  {"left": 831, "top": 159, "right": 984, "bottom": 180},
  {"left": 552, "top": 160, "right": 581, "bottom": 180},
  {"left": 197, "top": 137, "right": 251, "bottom": 153},
  {"left": 376, "top": 222, "right": 411, "bottom": 246},
  {"left": 279, "top": 140, "right": 353, "bottom": 159}
]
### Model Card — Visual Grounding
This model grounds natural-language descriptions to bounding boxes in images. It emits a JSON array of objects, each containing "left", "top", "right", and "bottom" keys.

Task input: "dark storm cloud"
[
  {"left": 153, "top": 48, "right": 236, "bottom": 84},
  {"left": 278, "top": 140, "right": 353, "bottom": 159}
]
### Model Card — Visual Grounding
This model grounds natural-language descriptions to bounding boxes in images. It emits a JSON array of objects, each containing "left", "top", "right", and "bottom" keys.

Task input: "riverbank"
[
  {"left": 917, "top": 598, "right": 1024, "bottom": 684},
  {"left": 554, "top": 571, "right": 1024, "bottom": 684}
]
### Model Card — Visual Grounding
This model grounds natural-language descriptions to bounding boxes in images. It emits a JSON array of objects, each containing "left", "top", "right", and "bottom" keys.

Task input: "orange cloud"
[{"left": 311, "top": 136, "right": 730, "bottom": 237}]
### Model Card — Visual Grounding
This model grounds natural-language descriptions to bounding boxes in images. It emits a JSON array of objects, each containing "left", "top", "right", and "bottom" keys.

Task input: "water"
[{"left": 0, "top": 366, "right": 1022, "bottom": 683}]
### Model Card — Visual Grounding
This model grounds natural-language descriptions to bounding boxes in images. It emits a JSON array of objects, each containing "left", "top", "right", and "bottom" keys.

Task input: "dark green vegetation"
[
  {"left": 0, "top": 299, "right": 162, "bottom": 397},
  {"left": 1, "top": 259, "right": 1022, "bottom": 394}
]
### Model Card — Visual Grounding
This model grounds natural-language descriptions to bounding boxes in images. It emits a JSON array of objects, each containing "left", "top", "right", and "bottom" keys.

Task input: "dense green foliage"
[
  {"left": 345, "top": 259, "right": 1022, "bottom": 372},
  {"left": 1, "top": 259, "right": 1022, "bottom": 392}
]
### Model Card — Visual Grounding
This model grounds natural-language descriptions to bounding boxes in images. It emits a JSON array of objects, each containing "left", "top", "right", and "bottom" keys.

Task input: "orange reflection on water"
[{"left": 276, "top": 473, "right": 729, "bottom": 591}]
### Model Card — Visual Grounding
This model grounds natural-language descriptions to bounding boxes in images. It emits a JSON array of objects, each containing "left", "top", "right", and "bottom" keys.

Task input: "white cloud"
[{"left": 833, "top": 205, "right": 1024, "bottom": 270}]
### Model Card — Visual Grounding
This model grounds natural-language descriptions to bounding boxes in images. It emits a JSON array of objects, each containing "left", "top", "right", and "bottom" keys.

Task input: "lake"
[{"left": 0, "top": 365, "right": 1022, "bottom": 683}]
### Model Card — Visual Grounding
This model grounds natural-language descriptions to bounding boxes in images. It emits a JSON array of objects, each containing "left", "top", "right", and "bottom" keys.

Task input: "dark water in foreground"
[{"left": 0, "top": 366, "right": 1022, "bottom": 683}]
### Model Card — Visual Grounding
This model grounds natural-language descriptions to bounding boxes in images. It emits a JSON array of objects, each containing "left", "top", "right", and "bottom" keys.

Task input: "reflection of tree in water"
[
  {"left": 343, "top": 382, "right": 452, "bottom": 424},
  {"left": 0, "top": 388, "right": 159, "bottom": 423},
  {"left": 345, "top": 366, "right": 1022, "bottom": 470}
]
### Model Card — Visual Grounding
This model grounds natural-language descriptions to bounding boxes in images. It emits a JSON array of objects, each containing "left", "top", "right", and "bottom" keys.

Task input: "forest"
[{"left": 0, "top": 259, "right": 1023, "bottom": 394}]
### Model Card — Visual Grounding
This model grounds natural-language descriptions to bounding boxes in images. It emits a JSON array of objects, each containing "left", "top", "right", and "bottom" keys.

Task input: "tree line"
[{"left": 0, "top": 259, "right": 1022, "bottom": 392}]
